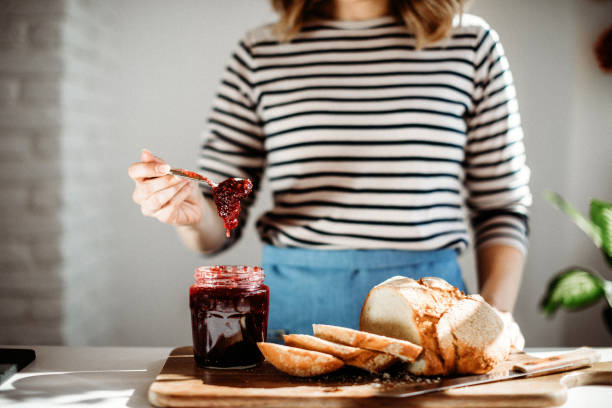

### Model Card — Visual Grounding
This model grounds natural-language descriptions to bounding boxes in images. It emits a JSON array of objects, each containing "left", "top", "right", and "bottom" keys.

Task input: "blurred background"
[{"left": 0, "top": 0, "right": 611, "bottom": 347}]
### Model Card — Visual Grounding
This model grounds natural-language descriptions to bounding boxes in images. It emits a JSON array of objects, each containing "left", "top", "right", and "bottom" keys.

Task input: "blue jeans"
[{"left": 262, "top": 245, "right": 466, "bottom": 342}]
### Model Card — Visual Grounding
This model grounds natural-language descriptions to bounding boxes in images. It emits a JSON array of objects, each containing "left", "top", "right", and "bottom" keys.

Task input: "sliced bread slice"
[
  {"left": 312, "top": 324, "right": 422, "bottom": 363},
  {"left": 257, "top": 342, "right": 344, "bottom": 377},
  {"left": 283, "top": 334, "right": 361, "bottom": 360},
  {"left": 283, "top": 334, "right": 398, "bottom": 374},
  {"left": 344, "top": 348, "right": 399, "bottom": 374}
]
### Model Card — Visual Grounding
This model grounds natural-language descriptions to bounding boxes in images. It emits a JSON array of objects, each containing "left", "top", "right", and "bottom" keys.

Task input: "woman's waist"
[{"left": 262, "top": 244, "right": 458, "bottom": 269}]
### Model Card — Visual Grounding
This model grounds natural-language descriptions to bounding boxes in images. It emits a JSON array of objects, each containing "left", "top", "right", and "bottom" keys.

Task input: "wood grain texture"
[
  {"left": 149, "top": 347, "right": 612, "bottom": 408},
  {"left": 513, "top": 347, "right": 600, "bottom": 374}
]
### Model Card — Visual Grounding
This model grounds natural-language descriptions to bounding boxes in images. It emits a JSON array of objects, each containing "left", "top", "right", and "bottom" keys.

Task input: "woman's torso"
[{"left": 201, "top": 14, "right": 527, "bottom": 252}]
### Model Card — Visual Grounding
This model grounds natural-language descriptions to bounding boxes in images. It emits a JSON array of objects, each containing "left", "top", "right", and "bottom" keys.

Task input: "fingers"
[
  {"left": 152, "top": 181, "right": 196, "bottom": 223},
  {"left": 132, "top": 175, "right": 183, "bottom": 204},
  {"left": 508, "top": 319, "right": 525, "bottom": 351},
  {"left": 495, "top": 309, "right": 525, "bottom": 352},
  {"left": 130, "top": 149, "right": 199, "bottom": 225},
  {"left": 141, "top": 180, "right": 190, "bottom": 216},
  {"left": 141, "top": 148, "right": 164, "bottom": 164},
  {"left": 128, "top": 161, "right": 171, "bottom": 181},
  {"left": 128, "top": 149, "right": 168, "bottom": 181}
]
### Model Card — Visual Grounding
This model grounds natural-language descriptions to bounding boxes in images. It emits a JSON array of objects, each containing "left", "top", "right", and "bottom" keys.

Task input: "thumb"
[{"left": 141, "top": 148, "right": 164, "bottom": 164}]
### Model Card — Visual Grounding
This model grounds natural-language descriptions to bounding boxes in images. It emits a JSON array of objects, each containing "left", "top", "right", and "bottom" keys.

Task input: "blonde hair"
[{"left": 271, "top": 0, "right": 470, "bottom": 48}]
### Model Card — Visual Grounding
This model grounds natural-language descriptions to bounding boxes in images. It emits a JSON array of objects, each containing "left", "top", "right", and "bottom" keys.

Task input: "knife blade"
[
  {"left": 376, "top": 347, "right": 600, "bottom": 398},
  {"left": 168, "top": 167, "right": 247, "bottom": 188},
  {"left": 168, "top": 168, "right": 217, "bottom": 187}
]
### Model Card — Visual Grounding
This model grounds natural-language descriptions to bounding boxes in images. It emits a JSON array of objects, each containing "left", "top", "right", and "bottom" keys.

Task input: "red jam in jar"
[{"left": 189, "top": 265, "right": 269, "bottom": 369}]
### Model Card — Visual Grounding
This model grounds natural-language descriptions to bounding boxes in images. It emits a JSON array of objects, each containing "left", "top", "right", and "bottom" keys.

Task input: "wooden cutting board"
[{"left": 149, "top": 346, "right": 612, "bottom": 407}]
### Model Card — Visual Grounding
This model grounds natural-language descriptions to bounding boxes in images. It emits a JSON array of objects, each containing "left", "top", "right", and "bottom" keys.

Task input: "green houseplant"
[{"left": 540, "top": 192, "right": 612, "bottom": 334}]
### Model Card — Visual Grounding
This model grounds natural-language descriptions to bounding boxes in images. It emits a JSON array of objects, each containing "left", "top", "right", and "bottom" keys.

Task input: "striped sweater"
[{"left": 198, "top": 14, "right": 532, "bottom": 254}]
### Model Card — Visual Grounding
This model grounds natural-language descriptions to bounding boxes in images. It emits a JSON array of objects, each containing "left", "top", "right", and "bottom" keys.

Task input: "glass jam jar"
[{"left": 189, "top": 265, "right": 269, "bottom": 369}]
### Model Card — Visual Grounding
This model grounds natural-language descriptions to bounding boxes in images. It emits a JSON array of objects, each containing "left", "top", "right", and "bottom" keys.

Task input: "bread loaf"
[{"left": 360, "top": 276, "right": 509, "bottom": 375}]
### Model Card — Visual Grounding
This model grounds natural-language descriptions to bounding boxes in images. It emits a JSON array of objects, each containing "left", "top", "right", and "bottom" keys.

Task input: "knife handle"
[{"left": 513, "top": 347, "right": 601, "bottom": 375}]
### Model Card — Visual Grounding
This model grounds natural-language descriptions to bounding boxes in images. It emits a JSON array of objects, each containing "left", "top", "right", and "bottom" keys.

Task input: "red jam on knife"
[
  {"left": 170, "top": 168, "right": 253, "bottom": 238},
  {"left": 212, "top": 178, "right": 253, "bottom": 237},
  {"left": 171, "top": 168, "right": 217, "bottom": 188},
  {"left": 189, "top": 265, "right": 269, "bottom": 369}
]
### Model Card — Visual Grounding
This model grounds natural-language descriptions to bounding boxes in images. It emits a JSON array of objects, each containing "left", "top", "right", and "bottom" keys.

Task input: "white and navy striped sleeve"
[
  {"left": 198, "top": 38, "right": 265, "bottom": 246},
  {"left": 463, "top": 28, "right": 532, "bottom": 254}
]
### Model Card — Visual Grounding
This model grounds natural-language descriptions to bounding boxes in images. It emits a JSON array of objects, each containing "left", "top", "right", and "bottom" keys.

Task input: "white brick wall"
[
  {"left": 0, "top": 77, "right": 20, "bottom": 104},
  {"left": 59, "top": 0, "right": 120, "bottom": 346},
  {"left": 0, "top": 0, "right": 65, "bottom": 345},
  {"left": 0, "top": 0, "right": 120, "bottom": 345}
]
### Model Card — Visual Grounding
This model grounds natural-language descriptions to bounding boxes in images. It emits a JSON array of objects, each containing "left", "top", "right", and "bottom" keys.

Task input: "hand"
[
  {"left": 494, "top": 309, "right": 525, "bottom": 352},
  {"left": 128, "top": 149, "right": 205, "bottom": 226}
]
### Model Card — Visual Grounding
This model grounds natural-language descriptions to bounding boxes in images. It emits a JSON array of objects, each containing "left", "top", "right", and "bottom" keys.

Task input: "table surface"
[{"left": 1, "top": 346, "right": 611, "bottom": 407}]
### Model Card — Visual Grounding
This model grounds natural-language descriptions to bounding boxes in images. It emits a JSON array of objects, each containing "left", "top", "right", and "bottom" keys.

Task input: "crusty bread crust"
[
  {"left": 312, "top": 324, "right": 422, "bottom": 363},
  {"left": 257, "top": 342, "right": 344, "bottom": 377},
  {"left": 419, "top": 276, "right": 464, "bottom": 297},
  {"left": 435, "top": 310, "right": 456, "bottom": 374},
  {"left": 283, "top": 334, "right": 398, "bottom": 374}
]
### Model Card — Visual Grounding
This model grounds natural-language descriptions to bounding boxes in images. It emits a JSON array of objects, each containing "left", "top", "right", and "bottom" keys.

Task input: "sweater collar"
[{"left": 305, "top": 15, "right": 400, "bottom": 30}]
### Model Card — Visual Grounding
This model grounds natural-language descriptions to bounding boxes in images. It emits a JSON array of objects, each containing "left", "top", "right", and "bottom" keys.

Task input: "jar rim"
[
  {"left": 194, "top": 265, "right": 264, "bottom": 288},
  {"left": 195, "top": 265, "right": 262, "bottom": 271}
]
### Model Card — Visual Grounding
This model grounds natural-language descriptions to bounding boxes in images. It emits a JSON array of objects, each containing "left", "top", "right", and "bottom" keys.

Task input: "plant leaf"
[
  {"left": 590, "top": 199, "right": 612, "bottom": 267},
  {"left": 544, "top": 191, "right": 602, "bottom": 248},
  {"left": 540, "top": 267, "right": 604, "bottom": 316},
  {"left": 603, "top": 280, "right": 612, "bottom": 309}
]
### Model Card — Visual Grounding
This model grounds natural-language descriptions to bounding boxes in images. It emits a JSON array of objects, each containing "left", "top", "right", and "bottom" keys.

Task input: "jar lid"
[{"left": 194, "top": 265, "right": 264, "bottom": 288}]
